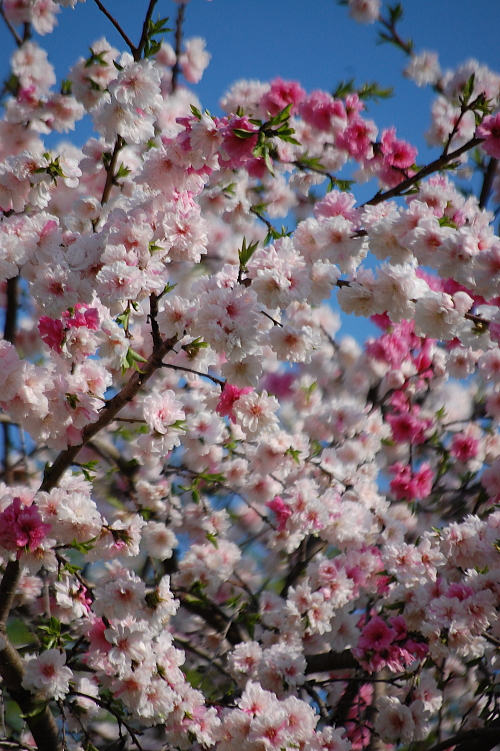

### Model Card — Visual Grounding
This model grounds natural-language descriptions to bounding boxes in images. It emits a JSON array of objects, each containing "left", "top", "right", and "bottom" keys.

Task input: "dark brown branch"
[
  {"left": 0, "top": 634, "right": 62, "bottom": 751},
  {"left": 426, "top": 726, "right": 500, "bottom": 751},
  {"left": 101, "top": 135, "right": 124, "bottom": 206},
  {"left": 363, "top": 137, "right": 484, "bottom": 207},
  {"left": 479, "top": 157, "right": 499, "bottom": 209},
  {"left": 41, "top": 335, "right": 177, "bottom": 493},
  {"left": 4, "top": 276, "right": 18, "bottom": 344},
  {"left": 0, "top": 3, "right": 22, "bottom": 46},
  {"left": 171, "top": 3, "right": 185, "bottom": 92},
  {"left": 160, "top": 361, "right": 225, "bottom": 387},
  {"left": 149, "top": 292, "right": 162, "bottom": 350},
  {"left": 91, "top": 0, "right": 136, "bottom": 54},
  {"left": 305, "top": 650, "right": 359, "bottom": 673},
  {"left": 135, "top": 0, "right": 158, "bottom": 62}
]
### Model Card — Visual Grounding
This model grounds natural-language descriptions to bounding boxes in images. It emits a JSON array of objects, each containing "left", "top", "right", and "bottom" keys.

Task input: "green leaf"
[
  {"left": 162, "top": 282, "right": 177, "bottom": 294},
  {"left": 60, "top": 79, "right": 72, "bottom": 96},
  {"left": 327, "top": 177, "right": 355, "bottom": 193},
  {"left": 66, "top": 393, "right": 80, "bottom": 410},
  {"left": 461, "top": 73, "right": 476, "bottom": 106},
  {"left": 115, "top": 163, "right": 131, "bottom": 180},
  {"left": 67, "top": 537, "right": 97, "bottom": 553},
  {"left": 116, "top": 308, "right": 130, "bottom": 329},
  {"left": 190, "top": 104, "right": 202, "bottom": 120},
  {"left": 121, "top": 347, "right": 148, "bottom": 375},
  {"left": 285, "top": 447, "right": 302, "bottom": 465},
  {"left": 206, "top": 532, "right": 219, "bottom": 548},
  {"left": 438, "top": 216, "right": 458, "bottom": 229},
  {"left": 389, "top": 2, "right": 404, "bottom": 23},
  {"left": 265, "top": 103, "right": 293, "bottom": 127},
  {"left": 333, "top": 79, "right": 355, "bottom": 99},
  {"left": 232, "top": 128, "right": 258, "bottom": 139},
  {"left": 238, "top": 237, "right": 260, "bottom": 270}
]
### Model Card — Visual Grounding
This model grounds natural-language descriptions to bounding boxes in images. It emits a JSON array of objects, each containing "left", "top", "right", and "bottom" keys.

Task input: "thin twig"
[
  {"left": 69, "top": 691, "right": 144, "bottom": 751},
  {"left": 101, "top": 135, "right": 124, "bottom": 206},
  {"left": 135, "top": 0, "right": 158, "bottom": 61},
  {"left": 171, "top": 3, "right": 185, "bottom": 92},
  {"left": 362, "top": 136, "right": 484, "bottom": 207},
  {"left": 0, "top": 3, "right": 22, "bottom": 46},
  {"left": 92, "top": 0, "right": 136, "bottom": 54},
  {"left": 479, "top": 157, "right": 499, "bottom": 209},
  {"left": 160, "top": 361, "right": 225, "bottom": 387}
]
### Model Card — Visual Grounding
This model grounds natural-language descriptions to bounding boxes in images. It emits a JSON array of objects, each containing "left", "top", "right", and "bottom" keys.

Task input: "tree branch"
[
  {"left": 426, "top": 726, "right": 500, "bottom": 751},
  {"left": 101, "top": 135, "right": 124, "bottom": 206},
  {"left": 171, "top": 3, "right": 185, "bottom": 92},
  {"left": 305, "top": 650, "right": 359, "bottom": 673},
  {"left": 363, "top": 137, "right": 484, "bottom": 207},
  {"left": 0, "top": 3, "right": 23, "bottom": 46},
  {"left": 479, "top": 157, "right": 498, "bottom": 209},
  {"left": 135, "top": 0, "right": 158, "bottom": 62},
  {"left": 41, "top": 335, "right": 178, "bottom": 493},
  {"left": 160, "top": 361, "right": 225, "bottom": 387},
  {"left": 91, "top": 0, "right": 136, "bottom": 54}
]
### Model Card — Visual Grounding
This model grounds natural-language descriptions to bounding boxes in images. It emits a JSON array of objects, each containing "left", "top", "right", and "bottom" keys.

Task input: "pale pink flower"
[
  {"left": 23, "top": 649, "right": 73, "bottom": 700},
  {"left": 348, "top": 0, "right": 381, "bottom": 23}
]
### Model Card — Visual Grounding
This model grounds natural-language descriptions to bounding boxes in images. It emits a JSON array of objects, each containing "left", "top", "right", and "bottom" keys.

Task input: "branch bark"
[
  {"left": 363, "top": 137, "right": 484, "bottom": 207},
  {"left": 41, "top": 335, "right": 177, "bottom": 493}
]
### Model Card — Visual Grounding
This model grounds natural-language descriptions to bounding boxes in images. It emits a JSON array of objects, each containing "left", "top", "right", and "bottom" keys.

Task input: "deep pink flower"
[
  {"left": 260, "top": 77, "right": 306, "bottom": 117},
  {"left": 389, "top": 462, "right": 433, "bottom": 501},
  {"left": 450, "top": 432, "right": 480, "bottom": 462},
  {"left": 266, "top": 495, "right": 292, "bottom": 531},
  {"left": 358, "top": 615, "right": 396, "bottom": 651},
  {"left": 386, "top": 411, "right": 431, "bottom": 445},
  {"left": 38, "top": 316, "right": 64, "bottom": 352},
  {"left": 299, "top": 90, "right": 345, "bottom": 132},
  {"left": 65, "top": 304, "right": 100, "bottom": 330},
  {"left": 216, "top": 383, "right": 253, "bottom": 423},
  {"left": 261, "top": 372, "right": 295, "bottom": 399},
  {"left": 221, "top": 116, "right": 259, "bottom": 168},
  {"left": 336, "top": 117, "right": 377, "bottom": 158},
  {"left": 0, "top": 498, "right": 51, "bottom": 556},
  {"left": 477, "top": 113, "right": 500, "bottom": 159}
]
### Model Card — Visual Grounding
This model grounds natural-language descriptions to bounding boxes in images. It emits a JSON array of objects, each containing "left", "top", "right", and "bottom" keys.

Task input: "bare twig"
[
  {"left": 41, "top": 335, "right": 178, "bottom": 493},
  {"left": 101, "top": 135, "right": 124, "bottom": 206},
  {"left": 479, "top": 157, "right": 499, "bottom": 209},
  {"left": 171, "top": 3, "right": 185, "bottom": 92},
  {"left": 0, "top": 3, "right": 22, "bottom": 46},
  {"left": 160, "top": 361, "right": 225, "bottom": 387},
  {"left": 135, "top": 0, "right": 158, "bottom": 61},
  {"left": 363, "top": 137, "right": 484, "bottom": 207},
  {"left": 91, "top": 0, "right": 136, "bottom": 54}
]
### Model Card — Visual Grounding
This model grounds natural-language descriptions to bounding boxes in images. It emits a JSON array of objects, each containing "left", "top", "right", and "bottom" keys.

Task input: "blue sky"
[
  {"left": 1, "top": 0, "right": 498, "bottom": 158},
  {"left": 0, "top": 0, "right": 499, "bottom": 342}
]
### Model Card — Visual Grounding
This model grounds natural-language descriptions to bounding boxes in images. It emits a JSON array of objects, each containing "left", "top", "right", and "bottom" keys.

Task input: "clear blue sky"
[{"left": 0, "top": 0, "right": 499, "bottom": 342}]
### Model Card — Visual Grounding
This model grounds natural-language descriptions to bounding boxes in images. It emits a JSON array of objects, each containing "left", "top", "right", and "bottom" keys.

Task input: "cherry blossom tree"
[{"left": 1, "top": 1, "right": 500, "bottom": 750}]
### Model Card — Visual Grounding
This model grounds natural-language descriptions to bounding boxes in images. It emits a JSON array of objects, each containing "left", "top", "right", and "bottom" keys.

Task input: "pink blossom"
[
  {"left": 266, "top": 496, "right": 292, "bottom": 531},
  {"left": 358, "top": 615, "right": 396, "bottom": 652},
  {"left": 389, "top": 462, "right": 434, "bottom": 501},
  {"left": 450, "top": 432, "right": 480, "bottom": 462},
  {"left": 477, "top": 113, "right": 500, "bottom": 159},
  {"left": 336, "top": 117, "right": 378, "bottom": 158},
  {"left": 299, "top": 91, "right": 345, "bottom": 132},
  {"left": 38, "top": 315, "right": 64, "bottom": 351},
  {"left": 0, "top": 498, "right": 51, "bottom": 555},
  {"left": 260, "top": 77, "right": 306, "bottom": 117},
  {"left": 386, "top": 410, "right": 432, "bottom": 445},
  {"left": 216, "top": 383, "right": 253, "bottom": 423}
]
